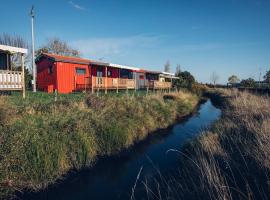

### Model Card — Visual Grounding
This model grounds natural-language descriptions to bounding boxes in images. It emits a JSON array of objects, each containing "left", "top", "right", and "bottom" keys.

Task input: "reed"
[
  {"left": 142, "top": 89, "right": 270, "bottom": 200},
  {"left": 0, "top": 91, "right": 198, "bottom": 199}
]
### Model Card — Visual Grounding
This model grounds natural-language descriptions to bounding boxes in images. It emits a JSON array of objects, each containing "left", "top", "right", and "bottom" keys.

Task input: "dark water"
[{"left": 20, "top": 99, "right": 221, "bottom": 200}]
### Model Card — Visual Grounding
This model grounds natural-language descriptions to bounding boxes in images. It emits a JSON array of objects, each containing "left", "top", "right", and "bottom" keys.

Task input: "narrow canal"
[{"left": 20, "top": 99, "right": 221, "bottom": 200}]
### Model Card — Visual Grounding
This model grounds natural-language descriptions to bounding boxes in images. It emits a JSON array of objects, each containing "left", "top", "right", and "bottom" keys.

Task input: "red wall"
[
  {"left": 37, "top": 58, "right": 91, "bottom": 93},
  {"left": 56, "top": 62, "right": 90, "bottom": 93},
  {"left": 37, "top": 58, "right": 57, "bottom": 93}
]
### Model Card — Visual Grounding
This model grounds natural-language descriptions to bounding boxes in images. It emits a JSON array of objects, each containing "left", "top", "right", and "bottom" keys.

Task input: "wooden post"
[
  {"left": 170, "top": 77, "right": 172, "bottom": 93},
  {"left": 117, "top": 68, "right": 120, "bottom": 94},
  {"left": 91, "top": 75, "right": 94, "bottom": 94},
  {"left": 21, "top": 53, "right": 25, "bottom": 99},
  {"left": 84, "top": 77, "right": 86, "bottom": 92},
  {"left": 134, "top": 72, "right": 136, "bottom": 92},
  {"left": 105, "top": 66, "right": 108, "bottom": 94}
]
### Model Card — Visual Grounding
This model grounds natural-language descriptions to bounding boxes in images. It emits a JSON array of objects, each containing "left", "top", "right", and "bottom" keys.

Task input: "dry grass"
[
  {"left": 0, "top": 91, "right": 198, "bottom": 199},
  {"left": 143, "top": 89, "right": 270, "bottom": 200}
]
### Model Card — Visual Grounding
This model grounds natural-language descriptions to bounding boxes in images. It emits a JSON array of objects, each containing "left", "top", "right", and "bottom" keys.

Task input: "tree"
[
  {"left": 228, "top": 75, "right": 240, "bottom": 85},
  {"left": 173, "top": 70, "right": 195, "bottom": 89},
  {"left": 36, "top": 38, "right": 80, "bottom": 57},
  {"left": 175, "top": 64, "right": 181, "bottom": 76},
  {"left": 164, "top": 60, "right": 170, "bottom": 72},
  {"left": 240, "top": 78, "right": 256, "bottom": 88},
  {"left": 263, "top": 69, "right": 270, "bottom": 84},
  {"left": 210, "top": 72, "right": 219, "bottom": 85}
]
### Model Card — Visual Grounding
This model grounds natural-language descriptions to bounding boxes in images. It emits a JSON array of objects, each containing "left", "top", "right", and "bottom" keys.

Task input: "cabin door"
[{"left": 96, "top": 70, "right": 103, "bottom": 87}]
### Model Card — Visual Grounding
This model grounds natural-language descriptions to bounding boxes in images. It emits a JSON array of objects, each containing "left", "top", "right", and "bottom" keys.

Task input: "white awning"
[
  {"left": 109, "top": 63, "right": 140, "bottom": 71},
  {"left": 0, "top": 44, "right": 28, "bottom": 54}
]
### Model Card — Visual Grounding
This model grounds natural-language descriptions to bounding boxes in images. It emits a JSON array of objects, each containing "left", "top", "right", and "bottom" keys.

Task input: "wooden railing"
[
  {"left": 148, "top": 80, "right": 172, "bottom": 89},
  {"left": 77, "top": 76, "right": 136, "bottom": 90},
  {"left": 0, "top": 70, "right": 23, "bottom": 90}
]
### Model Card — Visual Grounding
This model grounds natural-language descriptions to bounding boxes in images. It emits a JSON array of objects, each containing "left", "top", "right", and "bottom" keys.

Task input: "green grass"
[{"left": 0, "top": 90, "right": 198, "bottom": 199}]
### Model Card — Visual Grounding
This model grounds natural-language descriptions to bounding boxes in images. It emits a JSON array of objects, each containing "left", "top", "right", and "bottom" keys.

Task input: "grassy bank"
[
  {"left": 145, "top": 89, "right": 270, "bottom": 200},
  {"left": 0, "top": 91, "right": 198, "bottom": 199}
]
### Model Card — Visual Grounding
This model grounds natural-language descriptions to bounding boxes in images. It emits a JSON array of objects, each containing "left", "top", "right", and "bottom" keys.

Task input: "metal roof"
[
  {"left": 109, "top": 63, "right": 140, "bottom": 71},
  {"left": 0, "top": 44, "right": 28, "bottom": 54}
]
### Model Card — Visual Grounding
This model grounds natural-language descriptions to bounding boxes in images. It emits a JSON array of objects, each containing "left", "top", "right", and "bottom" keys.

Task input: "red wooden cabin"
[{"left": 35, "top": 53, "right": 136, "bottom": 93}]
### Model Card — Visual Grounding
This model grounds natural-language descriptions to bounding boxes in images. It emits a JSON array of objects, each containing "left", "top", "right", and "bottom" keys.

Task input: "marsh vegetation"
[
  {"left": 144, "top": 89, "right": 270, "bottom": 200},
  {"left": 0, "top": 91, "right": 198, "bottom": 199}
]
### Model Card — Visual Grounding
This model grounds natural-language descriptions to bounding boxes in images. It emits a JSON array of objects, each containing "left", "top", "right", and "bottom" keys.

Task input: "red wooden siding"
[
  {"left": 37, "top": 58, "right": 57, "bottom": 93},
  {"left": 56, "top": 62, "right": 90, "bottom": 93}
]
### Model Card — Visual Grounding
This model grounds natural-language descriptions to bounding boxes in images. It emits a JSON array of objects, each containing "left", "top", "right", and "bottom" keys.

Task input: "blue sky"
[{"left": 1, "top": 0, "right": 270, "bottom": 83}]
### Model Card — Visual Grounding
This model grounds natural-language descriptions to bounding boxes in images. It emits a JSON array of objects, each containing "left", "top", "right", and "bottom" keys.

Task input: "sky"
[{"left": 0, "top": 0, "right": 270, "bottom": 83}]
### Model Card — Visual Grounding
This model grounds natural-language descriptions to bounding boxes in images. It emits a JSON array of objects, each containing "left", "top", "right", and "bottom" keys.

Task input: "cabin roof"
[
  {"left": 36, "top": 53, "right": 92, "bottom": 65},
  {"left": 0, "top": 44, "right": 28, "bottom": 54},
  {"left": 144, "top": 70, "right": 162, "bottom": 74},
  {"left": 109, "top": 63, "right": 140, "bottom": 71}
]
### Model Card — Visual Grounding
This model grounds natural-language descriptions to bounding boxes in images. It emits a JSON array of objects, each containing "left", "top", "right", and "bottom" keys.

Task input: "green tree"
[
  {"left": 263, "top": 69, "right": 270, "bottom": 84},
  {"left": 228, "top": 75, "right": 240, "bottom": 85},
  {"left": 174, "top": 71, "right": 195, "bottom": 89},
  {"left": 240, "top": 78, "right": 256, "bottom": 87}
]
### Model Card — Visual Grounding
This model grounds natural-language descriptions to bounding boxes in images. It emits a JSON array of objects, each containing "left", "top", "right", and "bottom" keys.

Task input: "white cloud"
[
  {"left": 68, "top": 1, "right": 85, "bottom": 10},
  {"left": 71, "top": 34, "right": 163, "bottom": 59}
]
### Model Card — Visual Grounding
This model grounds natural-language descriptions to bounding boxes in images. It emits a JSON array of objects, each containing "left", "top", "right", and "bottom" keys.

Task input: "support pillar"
[
  {"left": 105, "top": 66, "right": 108, "bottom": 94},
  {"left": 21, "top": 53, "right": 25, "bottom": 99}
]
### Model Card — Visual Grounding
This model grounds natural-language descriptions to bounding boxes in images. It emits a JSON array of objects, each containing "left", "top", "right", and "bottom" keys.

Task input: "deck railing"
[
  {"left": 77, "top": 76, "right": 136, "bottom": 90},
  {"left": 148, "top": 80, "right": 172, "bottom": 89},
  {"left": 0, "top": 70, "right": 23, "bottom": 90}
]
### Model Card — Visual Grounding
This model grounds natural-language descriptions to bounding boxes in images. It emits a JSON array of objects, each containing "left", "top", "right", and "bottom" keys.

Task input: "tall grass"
[
  {"left": 142, "top": 89, "right": 270, "bottom": 200},
  {"left": 0, "top": 91, "right": 198, "bottom": 199}
]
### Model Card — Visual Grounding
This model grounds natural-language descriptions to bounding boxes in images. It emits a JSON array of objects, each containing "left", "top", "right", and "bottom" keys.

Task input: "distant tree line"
[{"left": 227, "top": 69, "right": 270, "bottom": 88}]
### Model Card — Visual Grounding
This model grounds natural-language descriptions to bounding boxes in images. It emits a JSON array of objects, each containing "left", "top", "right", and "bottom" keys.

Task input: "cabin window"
[
  {"left": 48, "top": 65, "right": 53, "bottom": 74},
  {"left": 76, "top": 68, "right": 86, "bottom": 75},
  {"left": 146, "top": 73, "right": 159, "bottom": 80},
  {"left": 120, "top": 69, "right": 133, "bottom": 79}
]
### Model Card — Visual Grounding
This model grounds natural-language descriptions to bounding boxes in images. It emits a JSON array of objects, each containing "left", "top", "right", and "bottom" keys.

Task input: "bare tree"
[
  {"left": 0, "top": 33, "right": 30, "bottom": 70},
  {"left": 164, "top": 60, "right": 170, "bottom": 72},
  {"left": 175, "top": 64, "right": 181, "bottom": 76},
  {"left": 210, "top": 72, "right": 219, "bottom": 85},
  {"left": 36, "top": 38, "right": 80, "bottom": 57}
]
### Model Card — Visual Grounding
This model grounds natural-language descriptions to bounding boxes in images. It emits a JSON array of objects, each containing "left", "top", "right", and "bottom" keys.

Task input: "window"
[
  {"left": 107, "top": 70, "right": 112, "bottom": 77},
  {"left": 76, "top": 68, "right": 86, "bottom": 75},
  {"left": 120, "top": 69, "right": 133, "bottom": 79},
  {"left": 48, "top": 65, "right": 53, "bottom": 74}
]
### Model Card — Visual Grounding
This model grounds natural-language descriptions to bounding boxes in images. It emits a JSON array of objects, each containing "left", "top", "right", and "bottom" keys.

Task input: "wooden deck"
[
  {"left": 0, "top": 70, "right": 23, "bottom": 90},
  {"left": 76, "top": 77, "right": 136, "bottom": 91},
  {"left": 75, "top": 77, "right": 172, "bottom": 91}
]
